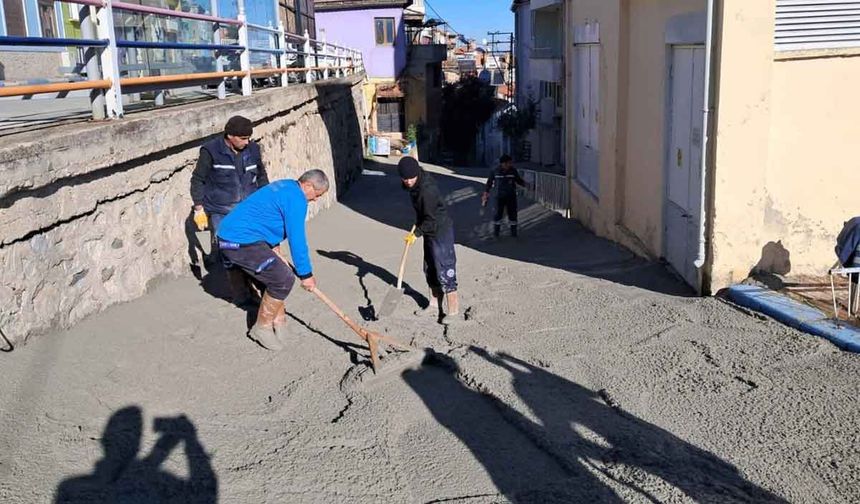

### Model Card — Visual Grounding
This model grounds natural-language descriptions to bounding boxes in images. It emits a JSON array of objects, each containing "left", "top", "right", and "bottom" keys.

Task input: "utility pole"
[{"left": 486, "top": 30, "right": 514, "bottom": 103}]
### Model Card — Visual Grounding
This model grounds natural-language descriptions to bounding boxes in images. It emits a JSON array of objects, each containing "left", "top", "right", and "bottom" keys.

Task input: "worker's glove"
[
  {"left": 404, "top": 231, "right": 417, "bottom": 246},
  {"left": 193, "top": 208, "right": 208, "bottom": 231},
  {"left": 481, "top": 192, "right": 489, "bottom": 207}
]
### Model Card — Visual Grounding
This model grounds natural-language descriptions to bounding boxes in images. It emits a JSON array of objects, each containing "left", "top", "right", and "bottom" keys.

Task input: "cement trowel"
[
  {"left": 378, "top": 225, "right": 417, "bottom": 318},
  {"left": 196, "top": 229, "right": 211, "bottom": 255}
]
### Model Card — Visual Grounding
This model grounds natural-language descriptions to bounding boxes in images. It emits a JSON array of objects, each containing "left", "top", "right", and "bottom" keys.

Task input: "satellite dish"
[{"left": 482, "top": 38, "right": 488, "bottom": 46}]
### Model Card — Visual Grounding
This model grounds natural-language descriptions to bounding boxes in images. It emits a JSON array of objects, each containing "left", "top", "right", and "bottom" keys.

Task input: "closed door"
[
  {"left": 574, "top": 44, "right": 599, "bottom": 196},
  {"left": 664, "top": 45, "right": 705, "bottom": 288}
]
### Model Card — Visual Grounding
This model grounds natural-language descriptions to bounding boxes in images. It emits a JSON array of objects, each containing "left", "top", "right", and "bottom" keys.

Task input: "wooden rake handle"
[
  {"left": 396, "top": 225, "right": 418, "bottom": 290},
  {"left": 310, "top": 287, "right": 410, "bottom": 373}
]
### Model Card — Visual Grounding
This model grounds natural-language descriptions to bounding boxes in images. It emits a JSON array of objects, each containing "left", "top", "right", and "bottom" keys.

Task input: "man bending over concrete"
[
  {"left": 398, "top": 157, "right": 460, "bottom": 325},
  {"left": 216, "top": 170, "right": 329, "bottom": 350}
]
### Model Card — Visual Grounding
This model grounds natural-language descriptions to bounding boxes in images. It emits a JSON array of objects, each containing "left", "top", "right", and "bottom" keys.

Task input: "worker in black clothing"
[
  {"left": 190, "top": 115, "right": 269, "bottom": 305},
  {"left": 482, "top": 154, "right": 526, "bottom": 237},
  {"left": 398, "top": 157, "right": 460, "bottom": 325}
]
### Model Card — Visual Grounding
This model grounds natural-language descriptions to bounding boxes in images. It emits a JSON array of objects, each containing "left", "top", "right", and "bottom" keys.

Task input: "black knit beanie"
[
  {"left": 398, "top": 157, "right": 420, "bottom": 179},
  {"left": 225, "top": 115, "right": 253, "bottom": 137}
]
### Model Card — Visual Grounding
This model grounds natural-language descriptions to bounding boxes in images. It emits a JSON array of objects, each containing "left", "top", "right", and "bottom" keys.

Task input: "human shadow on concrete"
[
  {"left": 403, "top": 349, "right": 787, "bottom": 503},
  {"left": 341, "top": 160, "right": 693, "bottom": 297},
  {"left": 316, "top": 249, "right": 428, "bottom": 320},
  {"left": 54, "top": 406, "right": 217, "bottom": 504}
]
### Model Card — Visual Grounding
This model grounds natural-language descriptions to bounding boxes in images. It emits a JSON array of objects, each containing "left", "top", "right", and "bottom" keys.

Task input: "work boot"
[
  {"left": 493, "top": 224, "right": 501, "bottom": 237},
  {"left": 414, "top": 289, "right": 443, "bottom": 317},
  {"left": 511, "top": 224, "right": 518, "bottom": 238},
  {"left": 248, "top": 292, "right": 285, "bottom": 351},
  {"left": 272, "top": 306, "right": 297, "bottom": 347},
  {"left": 440, "top": 291, "right": 460, "bottom": 325},
  {"left": 227, "top": 269, "right": 256, "bottom": 308}
]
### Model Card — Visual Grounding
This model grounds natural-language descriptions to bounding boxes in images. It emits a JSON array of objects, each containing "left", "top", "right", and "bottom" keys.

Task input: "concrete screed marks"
[{"left": 1, "top": 161, "right": 859, "bottom": 503}]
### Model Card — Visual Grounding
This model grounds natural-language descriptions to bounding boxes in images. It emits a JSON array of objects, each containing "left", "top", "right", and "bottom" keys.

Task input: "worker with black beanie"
[
  {"left": 190, "top": 115, "right": 270, "bottom": 307},
  {"left": 398, "top": 157, "right": 460, "bottom": 324}
]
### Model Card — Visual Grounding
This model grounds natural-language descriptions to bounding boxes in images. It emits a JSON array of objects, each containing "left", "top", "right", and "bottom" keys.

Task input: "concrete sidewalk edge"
[{"left": 726, "top": 284, "right": 860, "bottom": 353}]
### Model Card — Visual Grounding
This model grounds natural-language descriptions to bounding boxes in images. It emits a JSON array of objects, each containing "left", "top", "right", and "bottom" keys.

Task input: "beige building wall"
[
  {"left": 708, "top": 0, "right": 860, "bottom": 290},
  {"left": 564, "top": 0, "right": 623, "bottom": 240},
  {"left": 621, "top": 0, "right": 707, "bottom": 256},
  {"left": 564, "top": 0, "right": 706, "bottom": 257}
]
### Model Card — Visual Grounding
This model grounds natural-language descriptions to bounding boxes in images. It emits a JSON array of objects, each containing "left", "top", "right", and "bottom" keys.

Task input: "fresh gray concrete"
[{"left": 1, "top": 160, "right": 858, "bottom": 503}]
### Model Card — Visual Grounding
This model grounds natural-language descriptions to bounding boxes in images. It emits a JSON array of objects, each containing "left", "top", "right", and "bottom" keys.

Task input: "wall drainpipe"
[{"left": 694, "top": 0, "right": 718, "bottom": 293}]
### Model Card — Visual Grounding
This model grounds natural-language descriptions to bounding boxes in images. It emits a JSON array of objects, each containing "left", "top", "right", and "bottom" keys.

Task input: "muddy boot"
[
  {"left": 272, "top": 306, "right": 297, "bottom": 347},
  {"left": 511, "top": 224, "right": 518, "bottom": 238},
  {"left": 248, "top": 293, "right": 284, "bottom": 351},
  {"left": 493, "top": 224, "right": 501, "bottom": 237},
  {"left": 414, "top": 289, "right": 443, "bottom": 317},
  {"left": 440, "top": 291, "right": 460, "bottom": 325},
  {"left": 227, "top": 269, "right": 255, "bottom": 308}
]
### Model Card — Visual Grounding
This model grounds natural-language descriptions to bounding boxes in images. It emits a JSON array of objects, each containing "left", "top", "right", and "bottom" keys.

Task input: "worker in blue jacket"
[{"left": 216, "top": 170, "right": 329, "bottom": 351}]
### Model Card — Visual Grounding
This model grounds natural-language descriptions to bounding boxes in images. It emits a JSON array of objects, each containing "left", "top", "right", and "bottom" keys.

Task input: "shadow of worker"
[
  {"left": 55, "top": 406, "right": 218, "bottom": 504},
  {"left": 471, "top": 348, "right": 789, "bottom": 503}
]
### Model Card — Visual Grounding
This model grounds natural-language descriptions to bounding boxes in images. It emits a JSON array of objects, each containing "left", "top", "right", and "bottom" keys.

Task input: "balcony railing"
[{"left": 0, "top": 0, "right": 365, "bottom": 121}]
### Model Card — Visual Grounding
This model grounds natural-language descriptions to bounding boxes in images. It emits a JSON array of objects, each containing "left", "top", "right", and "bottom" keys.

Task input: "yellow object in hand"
[
  {"left": 404, "top": 232, "right": 417, "bottom": 246},
  {"left": 193, "top": 209, "right": 209, "bottom": 231}
]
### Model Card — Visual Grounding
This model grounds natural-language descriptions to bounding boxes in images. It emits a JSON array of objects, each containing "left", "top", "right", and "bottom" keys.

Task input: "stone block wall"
[{"left": 0, "top": 75, "right": 366, "bottom": 346}]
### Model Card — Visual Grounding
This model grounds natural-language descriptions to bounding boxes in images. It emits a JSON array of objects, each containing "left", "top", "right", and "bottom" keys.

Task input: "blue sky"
[{"left": 424, "top": 0, "right": 514, "bottom": 45}]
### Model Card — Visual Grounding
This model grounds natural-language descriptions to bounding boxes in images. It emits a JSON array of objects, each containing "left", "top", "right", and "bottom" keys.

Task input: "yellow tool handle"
[{"left": 396, "top": 225, "right": 417, "bottom": 290}]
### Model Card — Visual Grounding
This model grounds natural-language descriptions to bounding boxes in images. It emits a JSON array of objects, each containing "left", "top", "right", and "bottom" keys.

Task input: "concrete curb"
[{"left": 727, "top": 284, "right": 860, "bottom": 353}]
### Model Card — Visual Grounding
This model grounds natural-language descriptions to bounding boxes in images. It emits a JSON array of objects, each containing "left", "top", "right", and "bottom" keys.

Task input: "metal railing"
[
  {"left": 519, "top": 168, "right": 570, "bottom": 216},
  {"left": 0, "top": 0, "right": 364, "bottom": 120}
]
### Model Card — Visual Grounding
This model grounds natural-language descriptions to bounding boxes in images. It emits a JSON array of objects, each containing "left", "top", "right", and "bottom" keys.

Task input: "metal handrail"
[
  {"left": 111, "top": 1, "right": 243, "bottom": 26},
  {"left": 0, "top": 79, "right": 112, "bottom": 97},
  {"left": 115, "top": 40, "right": 244, "bottom": 51},
  {"left": 0, "top": 0, "right": 365, "bottom": 119},
  {"left": 0, "top": 36, "right": 107, "bottom": 47}
]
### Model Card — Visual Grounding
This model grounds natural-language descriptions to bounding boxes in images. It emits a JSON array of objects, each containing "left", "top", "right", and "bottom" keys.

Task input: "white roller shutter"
[{"left": 775, "top": 0, "right": 860, "bottom": 51}]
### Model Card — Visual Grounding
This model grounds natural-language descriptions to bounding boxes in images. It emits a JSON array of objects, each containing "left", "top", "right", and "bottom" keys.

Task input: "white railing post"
[
  {"left": 321, "top": 31, "right": 329, "bottom": 80},
  {"left": 210, "top": 0, "right": 226, "bottom": 99},
  {"left": 96, "top": 0, "right": 123, "bottom": 118},
  {"left": 303, "top": 29, "right": 312, "bottom": 83},
  {"left": 79, "top": 4, "right": 105, "bottom": 119},
  {"left": 278, "top": 23, "right": 288, "bottom": 87},
  {"left": 333, "top": 41, "right": 341, "bottom": 78},
  {"left": 237, "top": 0, "right": 252, "bottom": 96}
]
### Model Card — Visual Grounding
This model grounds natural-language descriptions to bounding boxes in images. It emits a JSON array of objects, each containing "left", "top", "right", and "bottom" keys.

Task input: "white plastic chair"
[{"left": 829, "top": 262, "right": 860, "bottom": 317}]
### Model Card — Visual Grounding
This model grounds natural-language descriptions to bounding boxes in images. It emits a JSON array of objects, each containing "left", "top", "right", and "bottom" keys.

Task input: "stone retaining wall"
[{"left": 0, "top": 75, "right": 366, "bottom": 345}]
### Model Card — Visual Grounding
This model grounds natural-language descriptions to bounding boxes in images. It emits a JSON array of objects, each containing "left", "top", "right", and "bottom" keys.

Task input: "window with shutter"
[{"left": 775, "top": 0, "right": 860, "bottom": 51}]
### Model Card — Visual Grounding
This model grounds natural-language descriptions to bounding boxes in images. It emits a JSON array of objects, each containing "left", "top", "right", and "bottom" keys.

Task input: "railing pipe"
[
  {"left": 115, "top": 40, "right": 244, "bottom": 51},
  {"left": 111, "top": 1, "right": 242, "bottom": 25},
  {"left": 77, "top": 4, "right": 105, "bottom": 120},
  {"left": 0, "top": 36, "right": 107, "bottom": 47},
  {"left": 0, "top": 79, "right": 111, "bottom": 97}
]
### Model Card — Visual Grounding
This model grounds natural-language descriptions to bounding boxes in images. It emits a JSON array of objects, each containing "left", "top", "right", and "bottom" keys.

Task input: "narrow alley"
[{"left": 2, "top": 160, "right": 858, "bottom": 503}]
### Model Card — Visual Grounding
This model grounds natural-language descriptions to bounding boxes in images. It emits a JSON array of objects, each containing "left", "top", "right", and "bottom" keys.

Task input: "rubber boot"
[
  {"left": 414, "top": 288, "right": 443, "bottom": 317},
  {"left": 511, "top": 224, "right": 518, "bottom": 238},
  {"left": 493, "top": 224, "right": 501, "bottom": 237},
  {"left": 248, "top": 292, "right": 284, "bottom": 351},
  {"left": 272, "top": 306, "right": 296, "bottom": 347},
  {"left": 440, "top": 291, "right": 460, "bottom": 325},
  {"left": 227, "top": 269, "right": 255, "bottom": 308}
]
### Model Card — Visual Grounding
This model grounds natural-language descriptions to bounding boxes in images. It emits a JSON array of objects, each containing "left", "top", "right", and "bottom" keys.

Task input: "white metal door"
[
  {"left": 664, "top": 45, "right": 705, "bottom": 287},
  {"left": 574, "top": 43, "right": 599, "bottom": 196}
]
